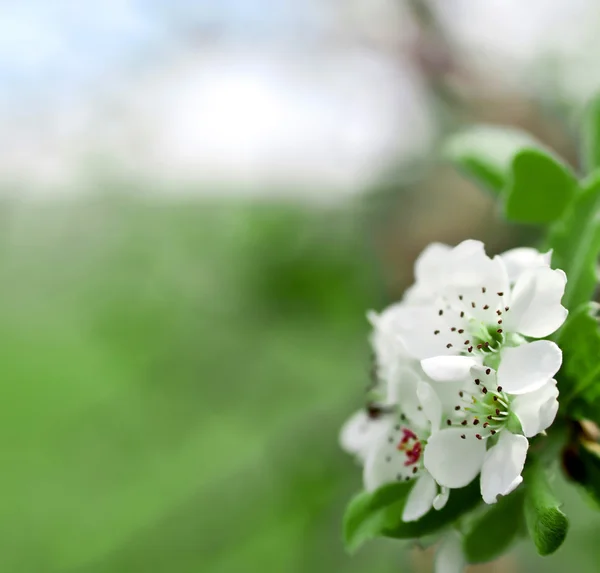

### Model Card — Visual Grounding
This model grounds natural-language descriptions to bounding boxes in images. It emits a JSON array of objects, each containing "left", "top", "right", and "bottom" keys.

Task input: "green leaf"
[
  {"left": 343, "top": 481, "right": 413, "bottom": 553},
  {"left": 569, "top": 440, "right": 600, "bottom": 507},
  {"left": 463, "top": 490, "right": 525, "bottom": 564},
  {"left": 557, "top": 303, "right": 600, "bottom": 405},
  {"left": 445, "top": 125, "right": 537, "bottom": 195},
  {"left": 550, "top": 173, "right": 600, "bottom": 310},
  {"left": 524, "top": 463, "right": 569, "bottom": 556},
  {"left": 582, "top": 93, "right": 600, "bottom": 173},
  {"left": 383, "top": 479, "right": 481, "bottom": 540},
  {"left": 343, "top": 479, "right": 481, "bottom": 553},
  {"left": 504, "top": 148, "right": 577, "bottom": 224}
]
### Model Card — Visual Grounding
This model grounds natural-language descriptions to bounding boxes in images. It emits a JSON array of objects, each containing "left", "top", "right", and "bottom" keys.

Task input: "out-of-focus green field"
[{"left": 1, "top": 195, "right": 600, "bottom": 573}]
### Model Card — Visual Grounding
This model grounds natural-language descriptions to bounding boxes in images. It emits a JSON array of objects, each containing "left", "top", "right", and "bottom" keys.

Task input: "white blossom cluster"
[{"left": 340, "top": 240, "right": 566, "bottom": 523}]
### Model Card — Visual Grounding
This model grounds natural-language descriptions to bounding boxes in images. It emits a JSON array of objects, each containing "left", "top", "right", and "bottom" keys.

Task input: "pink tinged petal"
[
  {"left": 424, "top": 429, "right": 486, "bottom": 488},
  {"left": 435, "top": 531, "right": 465, "bottom": 573},
  {"left": 433, "top": 486, "right": 450, "bottom": 511},
  {"left": 512, "top": 379, "right": 559, "bottom": 437},
  {"left": 421, "top": 356, "right": 479, "bottom": 382},
  {"left": 497, "top": 341, "right": 562, "bottom": 395},
  {"left": 402, "top": 473, "right": 437, "bottom": 522},
  {"left": 417, "top": 381, "right": 443, "bottom": 432},
  {"left": 500, "top": 247, "right": 551, "bottom": 284},
  {"left": 504, "top": 267, "right": 568, "bottom": 338},
  {"left": 480, "top": 432, "right": 528, "bottom": 504}
]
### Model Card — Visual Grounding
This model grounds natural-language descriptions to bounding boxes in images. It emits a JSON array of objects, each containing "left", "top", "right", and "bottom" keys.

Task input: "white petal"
[
  {"left": 430, "top": 380, "right": 471, "bottom": 415},
  {"left": 505, "top": 267, "right": 568, "bottom": 338},
  {"left": 435, "top": 531, "right": 465, "bottom": 573},
  {"left": 424, "top": 429, "right": 486, "bottom": 488},
  {"left": 388, "top": 366, "right": 429, "bottom": 430},
  {"left": 404, "top": 243, "right": 452, "bottom": 303},
  {"left": 417, "top": 381, "right": 442, "bottom": 432},
  {"left": 433, "top": 486, "right": 450, "bottom": 510},
  {"left": 421, "top": 356, "right": 479, "bottom": 382},
  {"left": 402, "top": 473, "right": 437, "bottom": 522},
  {"left": 469, "top": 364, "right": 498, "bottom": 388},
  {"left": 363, "top": 420, "right": 423, "bottom": 491},
  {"left": 393, "top": 304, "right": 467, "bottom": 360},
  {"left": 443, "top": 241, "right": 510, "bottom": 321},
  {"left": 497, "top": 341, "right": 562, "bottom": 395},
  {"left": 480, "top": 432, "right": 528, "bottom": 504},
  {"left": 512, "top": 379, "right": 559, "bottom": 437},
  {"left": 368, "top": 304, "right": 408, "bottom": 382},
  {"left": 415, "top": 242, "right": 453, "bottom": 284},
  {"left": 339, "top": 410, "right": 380, "bottom": 461},
  {"left": 500, "top": 247, "right": 551, "bottom": 284}
]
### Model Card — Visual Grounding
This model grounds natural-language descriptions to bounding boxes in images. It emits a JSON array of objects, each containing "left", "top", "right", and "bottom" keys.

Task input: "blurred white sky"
[{"left": 1, "top": 0, "right": 600, "bottom": 197}]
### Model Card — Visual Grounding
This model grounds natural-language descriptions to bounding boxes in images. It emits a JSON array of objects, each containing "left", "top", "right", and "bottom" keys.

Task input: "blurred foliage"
[
  {"left": 0, "top": 193, "right": 599, "bottom": 572},
  {"left": 0, "top": 196, "right": 403, "bottom": 573}
]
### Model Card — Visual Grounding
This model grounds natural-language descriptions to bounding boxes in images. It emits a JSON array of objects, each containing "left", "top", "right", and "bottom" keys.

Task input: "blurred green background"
[
  {"left": 2, "top": 193, "right": 600, "bottom": 573},
  {"left": 5, "top": 1, "right": 600, "bottom": 572}
]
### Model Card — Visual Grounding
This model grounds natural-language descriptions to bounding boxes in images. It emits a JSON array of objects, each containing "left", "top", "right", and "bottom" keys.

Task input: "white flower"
[
  {"left": 339, "top": 362, "right": 450, "bottom": 521},
  {"left": 435, "top": 530, "right": 465, "bottom": 573},
  {"left": 367, "top": 304, "right": 410, "bottom": 385},
  {"left": 340, "top": 409, "right": 387, "bottom": 464},
  {"left": 393, "top": 240, "right": 566, "bottom": 395},
  {"left": 500, "top": 247, "right": 552, "bottom": 284},
  {"left": 421, "top": 358, "right": 559, "bottom": 504},
  {"left": 403, "top": 242, "right": 452, "bottom": 304}
]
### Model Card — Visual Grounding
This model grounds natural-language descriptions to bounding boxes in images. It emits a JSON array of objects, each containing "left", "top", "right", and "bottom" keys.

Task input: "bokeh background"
[{"left": 3, "top": 1, "right": 600, "bottom": 572}]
